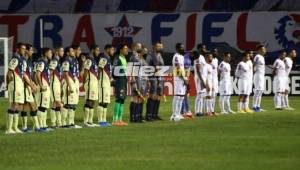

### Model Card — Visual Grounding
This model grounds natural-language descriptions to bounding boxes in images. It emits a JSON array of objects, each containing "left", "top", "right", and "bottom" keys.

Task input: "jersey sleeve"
[
  {"left": 8, "top": 58, "right": 18, "bottom": 70},
  {"left": 62, "top": 60, "right": 70, "bottom": 72},
  {"left": 98, "top": 57, "right": 107, "bottom": 69},
  {"left": 49, "top": 59, "right": 58, "bottom": 70},
  {"left": 84, "top": 59, "right": 92, "bottom": 70},
  {"left": 36, "top": 61, "right": 45, "bottom": 72}
]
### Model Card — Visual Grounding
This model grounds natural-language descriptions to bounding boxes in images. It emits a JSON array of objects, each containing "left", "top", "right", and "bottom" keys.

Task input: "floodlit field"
[{"left": 0, "top": 96, "right": 299, "bottom": 170}]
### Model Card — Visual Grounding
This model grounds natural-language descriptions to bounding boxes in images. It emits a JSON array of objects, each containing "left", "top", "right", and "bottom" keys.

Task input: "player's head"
[
  {"left": 54, "top": 45, "right": 64, "bottom": 58},
  {"left": 212, "top": 48, "right": 218, "bottom": 58},
  {"left": 25, "top": 44, "right": 34, "bottom": 58},
  {"left": 104, "top": 44, "right": 115, "bottom": 57},
  {"left": 205, "top": 51, "right": 213, "bottom": 63},
  {"left": 278, "top": 50, "right": 286, "bottom": 60},
  {"left": 90, "top": 44, "right": 100, "bottom": 57},
  {"left": 175, "top": 43, "right": 185, "bottom": 55},
  {"left": 119, "top": 44, "right": 129, "bottom": 56},
  {"left": 248, "top": 50, "right": 254, "bottom": 59},
  {"left": 16, "top": 42, "right": 26, "bottom": 56},
  {"left": 42, "top": 47, "right": 52, "bottom": 60},
  {"left": 242, "top": 51, "right": 251, "bottom": 61},
  {"left": 141, "top": 46, "right": 148, "bottom": 59},
  {"left": 288, "top": 49, "right": 297, "bottom": 59},
  {"left": 132, "top": 42, "right": 142, "bottom": 53},
  {"left": 71, "top": 44, "right": 81, "bottom": 57},
  {"left": 256, "top": 44, "right": 266, "bottom": 55},
  {"left": 153, "top": 41, "right": 163, "bottom": 53},
  {"left": 65, "top": 46, "right": 75, "bottom": 58},
  {"left": 223, "top": 52, "right": 231, "bottom": 62},
  {"left": 197, "top": 43, "right": 206, "bottom": 54}
]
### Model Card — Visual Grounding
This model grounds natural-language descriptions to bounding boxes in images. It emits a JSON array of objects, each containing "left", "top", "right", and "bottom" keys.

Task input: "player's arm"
[
  {"left": 272, "top": 62, "right": 277, "bottom": 78},
  {"left": 62, "top": 61, "right": 74, "bottom": 93},
  {"left": 23, "top": 74, "right": 37, "bottom": 92},
  {"left": 82, "top": 59, "right": 92, "bottom": 85}
]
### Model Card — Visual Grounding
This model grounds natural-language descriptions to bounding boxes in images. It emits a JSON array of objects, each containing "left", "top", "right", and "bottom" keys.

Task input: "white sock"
[
  {"left": 274, "top": 93, "right": 282, "bottom": 108},
  {"left": 238, "top": 102, "right": 242, "bottom": 111},
  {"left": 176, "top": 96, "right": 184, "bottom": 116},
  {"left": 84, "top": 107, "right": 89, "bottom": 124},
  {"left": 56, "top": 111, "right": 62, "bottom": 127},
  {"left": 225, "top": 96, "right": 231, "bottom": 111},
  {"left": 245, "top": 96, "right": 249, "bottom": 109},
  {"left": 257, "top": 91, "right": 262, "bottom": 107},
  {"left": 283, "top": 95, "right": 289, "bottom": 108},
  {"left": 219, "top": 96, "right": 225, "bottom": 112},
  {"left": 280, "top": 93, "right": 285, "bottom": 108},
  {"left": 253, "top": 91, "right": 258, "bottom": 108},
  {"left": 199, "top": 93, "right": 204, "bottom": 113},
  {"left": 61, "top": 107, "right": 68, "bottom": 126},
  {"left": 13, "top": 114, "right": 19, "bottom": 130},
  {"left": 206, "top": 98, "right": 211, "bottom": 113},
  {"left": 212, "top": 95, "right": 216, "bottom": 109},
  {"left": 195, "top": 93, "right": 200, "bottom": 113},
  {"left": 210, "top": 99, "right": 214, "bottom": 112},
  {"left": 7, "top": 113, "right": 14, "bottom": 131},
  {"left": 50, "top": 109, "right": 56, "bottom": 127},
  {"left": 172, "top": 96, "right": 177, "bottom": 116},
  {"left": 68, "top": 109, "right": 75, "bottom": 125},
  {"left": 88, "top": 108, "right": 94, "bottom": 123}
]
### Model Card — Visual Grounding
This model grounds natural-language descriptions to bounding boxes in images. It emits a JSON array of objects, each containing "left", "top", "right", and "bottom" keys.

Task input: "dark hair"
[
  {"left": 89, "top": 44, "right": 99, "bottom": 51},
  {"left": 16, "top": 42, "right": 25, "bottom": 49},
  {"left": 71, "top": 44, "right": 80, "bottom": 50},
  {"left": 175, "top": 43, "right": 183, "bottom": 50},
  {"left": 242, "top": 51, "right": 250, "bottom": 58},
  {"left": 25, "top": 44, "right": 33, "bottom": 51},
  {"left": 64, "top": 46, "right": 72, "bottom": 54},
  {"left": 223, "top": 52, "right": 230, "bottom": 56},
  {"left": 153, "top": 41, "right": 162, "bottom": 46},
  {"left": 104, "top": 44, "right": 114, "bottom": 51},
  {"left": 287, "top": 48, "right": 296, "bottom": 54},
  {"left": 256, "top": 44, "right": 265, "bottom": 50},
  {"left": 278, "top": 49, "right": 286, "bottom": 55},
  {"left": 119, "top": 44, "right": 127, "bottom": 50},
  {"left": 197, "top": 43, "right": 205, "bottom": 50},
  {"left": 42, "top": 47, "right": 51, "bottom": 56},
  {"left": 54, "top": 45, "right": 63, "bottom": 50}
]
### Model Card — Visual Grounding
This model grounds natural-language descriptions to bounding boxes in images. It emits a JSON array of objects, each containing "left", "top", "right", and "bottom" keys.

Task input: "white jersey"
[
  {"left": 253, "top": 54, "right": 265, "bottom": 75},
  {"left": 172, "top": 53, "right": 186, "bottom": 95},
  {"left": 211, "top": 58, "right": 218, "bottom": 79},
  {"left": 199, "top": 54, "right": 206, "bottom": 67},
  {"left": 284, "top": 57, "right": 293, "bottom": 76},
  {"left": 202, "top": 63, "right": 213, "bottom": 89},
  {"left": 273, "top": 59, "right": 286, "bottom": 77},
  {"left": 235, "top": 61, "right": 250, "bottom": 79},
  {"left": 218, "top": 61, "right": 231, "bottom": 81},
  {"left": 246, "top": 60, "right": 253, "bottom": 79}
]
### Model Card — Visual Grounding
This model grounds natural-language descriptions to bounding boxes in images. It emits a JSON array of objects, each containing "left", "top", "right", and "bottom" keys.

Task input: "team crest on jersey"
[{"left": 275, "top": 14, "right": 300, "bottom": 50}]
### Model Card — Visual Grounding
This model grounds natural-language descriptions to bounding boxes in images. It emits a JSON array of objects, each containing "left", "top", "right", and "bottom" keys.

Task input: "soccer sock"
[
  {"left": 61, "top": 107, "right": 68, "bottom": 126},
  {"left": 238, "top": 102, "right": 242, "bottom": 111},
  {"left": 139, "top": 103, "right": 144, "bottom": 120},
  {"left": 7, "top": 112, "right": 14, "bottom": 131},
  {"left": 275, "top": 93, "right": 282, "bottom": 108},
  {"left": 153, "top": 100, "right": 158, "bottom": 117},
  {"left": 212, "top": 95, "right": 216, "bottom": 109},
  {"left": 172, "top": 96, "right": 177, "bottom": 116},
  {"left": 280, "top": 94, "right": 285, "bottom": 108},
  {"left": 206, "top": 99, "right": 211, "bottom": 113},
  {"left": 245, "top": 96, "right": 249, "bottom": 109},
  {"left": 225, "top": 96, "right": 232, "bottom": 111},
  {"left": 176, "top": 96, "right": 184, "bottom": 116},
  {"left": 42, "top": 111, "right": 47, "bottom": 128},
  {"left": 68, "top": 109, "right": 75, "bottom": 125},
  {"left": 253, "top": 91, "right": 258, "bottom": 108},
  {"left": 50, "top": 108, "right": 57, "bottom": 127},
  {"left": 148, "top": 99, "right": 154, "bottom": 118},
  {"left": 103, "top": 107, "right": 107, "bottom": 122},
  {"left": 181, "top": 98, "right": 186, "bottom": 114},
  {"left": 88, "top": 108, "right": 94, "bottom": 123},
  {"left": 119, "top": 104, "right": 124, "bottom": 121},
  {"left": 210, "top": 99, "right": 214, "bottom": 112},
  {"left": 199, "top": 93, "right": 204, "bottom": 113},
  {"left": 56, "top": 110, "right": 62, "bottom": 127},
  {"left": 242, "top": 102, "right": 247, "bottom": 110},
  {"left": 30, "top": 111, "right": 40, "bottom": 129},
  {"left": 285, "top": 95, "right": 290, "bottom": 107},
  {"left": 21, "top": 111, "right": 27, "bottom": 129},
  {"left": 113, "top": 102, "right": 120, "bottom": 122},
  {"left": 13, "top": 113, "right": 19, "bottom": 130},
  {"left": 257, "top": 91, "right": 263, "bottom": 108},
  {"left": 129, "top": 101, "right": 134, "bottom": 121},
  {"left": 219, "top": 96, "right": 225, "bottom": 112},
  {"left": 195, "top": 94, "right": 200, "bottom": 113},
  {"left": 37, "top": 110, "right": 44, "bottom": 128},
  {"left": 98, "top": 106, "right": 104, "bottom": 123},
  {"left": 84, "top": 107, "right": 89, "bottom": 124}
]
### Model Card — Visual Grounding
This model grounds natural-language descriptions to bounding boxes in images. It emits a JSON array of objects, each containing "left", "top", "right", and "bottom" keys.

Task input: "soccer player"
[
  {"left": 129, "top": 42, "right": 142, "bottom": 122},
  {"left": 35, "top": 48, "right": 53, "bottom": 129},
  {"left": 235, "top": 52, "right": 252, "bottom": 113},
  {"left": 170, "top": 43, "right": 187, "bottom": 121},
  {"left": 82, "top": 45, "right": 100, "bottom": 127},
  {"left": 146, "top": 42, "right": 165, "bottom": 121},
  {"left": 112, "top": 44, "right": 129, "bottom": 126},
  {"left": 202, "top": 52, "right": 214, "bottom": 116},
  {"left": 211, "top": 49, "right": 219, "bottom": 113},
  {"left": 61, "top": 47, "right": 82, "bottom": 128},
  {"left": 181, "top": 52, "right": 193, "bottom": 118},
  {"left": 49, "top": 46, "right": 64, "bottom": 128},
  {"left": 21, "top": 44, "right": 41, "bottom": 132},
  {"left": 283, "top": 49, "right": 297, "bottom": 110},
  {"left": 273, "top": 51, "right": 287, "bottom": 110},
  {"left": 245, "top": 50, "right": 254, "bottom": 113},
  {"left": 5, "top": 43, "right": 26, "bottom": 134},
  {"left": 218, "top": 52, "right": 235, "bottom": 114},
  {"left": 194, "top": 44, "right": 207, "bottom": 117},
  {"left": 253, "top": 45, "right": 266, "bottom": 112},
  {"left": 98, "top": 44, "right": 115, "bottom": 126}
]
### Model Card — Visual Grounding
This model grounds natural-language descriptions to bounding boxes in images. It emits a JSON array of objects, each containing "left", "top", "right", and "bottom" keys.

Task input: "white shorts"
[
  {"left": 212, "top": 78, "right": 218, "bottom": 94},
  {"left": 195, "top": 77, "right": 205, "bottom": 93},
  {"left": 247, "top": 78, "right": 253, "bottom": 95},
  {"left": 219, "top": 80, "right": 232, "bottom": 95},
  {"left": 238, "top": 79, "right": 248, "bottom": 95},
  {"left": 284, "top": 76, "right": 290, "bottom": 92},
  {"left": 273, "top": 76, "right": 285, "bottom": 93},
  {"left": 173, "top": 79, "right": 186, "bottom": 95},
  {"left": 253, "top": 73, "right": 265, "bottom": 91}
]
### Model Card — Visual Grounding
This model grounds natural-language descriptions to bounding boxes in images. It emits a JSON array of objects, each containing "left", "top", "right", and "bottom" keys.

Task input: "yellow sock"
[
  {"left": 68, "top": 109, "right": 75, "bottom": 125},
  {"left": 56, "top": 111, "right": 62, "bottom": 127},
  {"left": 32, "top": 116, "right": 40, "bottom": 129},
  {"left": 7, "top": 113, "right": 14, "bottom": 131},
  {"left": 98, "top": 106, "right": 103, "bottom": 123},
  {"left": 88, "top": 108, "right": 94, "bottom": 123},
  {"left": 103, "top": 108, "right": 107, "bottom": 122},
  {"left": 84, "top": 107, "right": 89, "bottom": 124},
  {"left": 50, "top": 109, "right": 56, "bottom": 127},
  {"left": 37, "top": 110, "right": 44, "bottom": 127},
  {"left": 13, "top": 114, "right": 19, "bottom": 130},
  {"left": 61, "top": 107, "right": 68, "bottom": 126},
  {"left": 42, "top": 111, "right": 47, "bottom": 128},
  {"left": 22, "top": 116, "right": 27, "bottom": 129}
]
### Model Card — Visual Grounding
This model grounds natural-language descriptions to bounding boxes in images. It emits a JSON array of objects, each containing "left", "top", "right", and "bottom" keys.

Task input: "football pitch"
[{"left": 0, "top": 96, "right": 299, "bottom": 170}]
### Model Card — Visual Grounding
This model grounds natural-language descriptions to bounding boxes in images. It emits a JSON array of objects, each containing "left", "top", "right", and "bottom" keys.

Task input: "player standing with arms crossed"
[
  {"left": 252, "top": 45, "right": 266, "bottom": 112},
  {"left": 283, "top": 49, "right": 296, "bottom": 110},
  {"left": 272, "top": 51, "right": 286, "bottom": 110}
]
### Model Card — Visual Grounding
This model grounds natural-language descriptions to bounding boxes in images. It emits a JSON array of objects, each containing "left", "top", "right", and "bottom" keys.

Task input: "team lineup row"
[{"left": 4, "top": 42, "right": 296, "bottom": 134}]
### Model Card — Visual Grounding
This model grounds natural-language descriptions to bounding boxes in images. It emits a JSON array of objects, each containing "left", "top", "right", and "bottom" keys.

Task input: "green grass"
[{"left": 0, "top": 96, "right": 300, "bottom": 170}]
